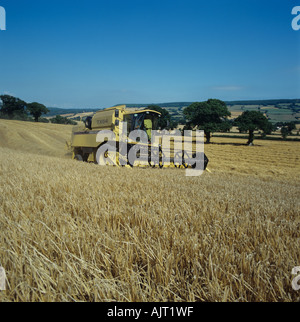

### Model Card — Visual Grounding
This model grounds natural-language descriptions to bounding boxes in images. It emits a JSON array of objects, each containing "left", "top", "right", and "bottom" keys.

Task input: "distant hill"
[
  {"left": 120, "top": 99, "right": 300, "bottom": 123},
  {"left": 47, "top": 99, "right": 300, "bottom": 124},
  {"left": 121, "top": 99, "right": 300, "bottom": 108},
  {"left": 46, "top": 107, "right": 99, "bottom": 117}
]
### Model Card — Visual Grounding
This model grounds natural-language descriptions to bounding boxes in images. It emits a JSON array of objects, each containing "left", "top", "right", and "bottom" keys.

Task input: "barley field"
[{"left": 0, "top": 119, "right": 299, "bottom": 302}]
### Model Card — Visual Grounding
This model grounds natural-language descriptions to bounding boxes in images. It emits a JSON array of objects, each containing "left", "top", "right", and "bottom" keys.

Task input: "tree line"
[
  {"left": 1, "top": 94, "right": 297, "bottom": 144},
  {"left": 0, "top": 94, "right": 76, "bottom": 125},
  {"left": 149, "top": 99, "right": 297, "bottom": 145}
]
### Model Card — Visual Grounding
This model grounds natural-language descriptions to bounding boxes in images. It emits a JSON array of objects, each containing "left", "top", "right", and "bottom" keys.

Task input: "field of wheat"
[{"left": 0, "top": 119, "right": 299, "bottom": 302}]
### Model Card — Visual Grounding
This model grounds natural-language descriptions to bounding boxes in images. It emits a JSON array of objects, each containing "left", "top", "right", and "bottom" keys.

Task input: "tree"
[
  {"left": 234, "top": 110, "right": 272, "bottom": 145},
  {"left": 286, "top": 122, "right": 296, "bottom": 133},
  {"left": 280, "top": 122, "right": 296, "bottom": 139},
  {"left": 27, "top": 102, "right": 49, "bottom": 122},
  {"left": 183, "top": 99, "right": 231, "bottom": 143},
  {"left": 281, "top": 126, "right": 289, "bottom": 139},
  {"left": 0, "top": 95, "right": 27, "bottom": 119},
  {"left": 50, "top": 115, "right": 76, "bottom": 125},
  {"left": 147, "top": 105, "right": 178, "bottom": 129}
]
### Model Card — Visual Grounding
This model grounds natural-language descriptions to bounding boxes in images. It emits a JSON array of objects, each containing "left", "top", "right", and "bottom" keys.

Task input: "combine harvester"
[{"left": 67, "top": 105, "right": 209, "bottom": 173}]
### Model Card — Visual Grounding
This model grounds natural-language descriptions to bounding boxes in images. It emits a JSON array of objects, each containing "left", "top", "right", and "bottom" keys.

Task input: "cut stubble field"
[{"left": 0, "top": 119, "right": 299, "bottom": 301}]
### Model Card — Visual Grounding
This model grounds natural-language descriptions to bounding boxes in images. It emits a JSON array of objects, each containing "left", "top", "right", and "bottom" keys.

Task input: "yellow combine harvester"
[{"left": 67, "top": 105, "right": 209, "bottom": 171}]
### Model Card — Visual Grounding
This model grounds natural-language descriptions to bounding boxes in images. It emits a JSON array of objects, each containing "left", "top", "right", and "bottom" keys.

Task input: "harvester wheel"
[
  {"left": 74, "top": 154, "right": 83, "bottom": 161},
  {"left": 96, "top": 145, "right": 119, "bottom": 166}
]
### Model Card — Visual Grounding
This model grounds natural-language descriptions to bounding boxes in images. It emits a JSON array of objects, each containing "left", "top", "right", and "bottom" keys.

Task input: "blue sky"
[{"left": 0, "top": 0, "right": 299, "bottom": 108}]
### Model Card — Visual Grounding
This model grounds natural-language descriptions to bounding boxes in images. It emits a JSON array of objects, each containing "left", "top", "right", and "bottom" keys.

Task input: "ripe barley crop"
[{"left": 0, "top": 120, "right": 299, "bottom": 302}]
